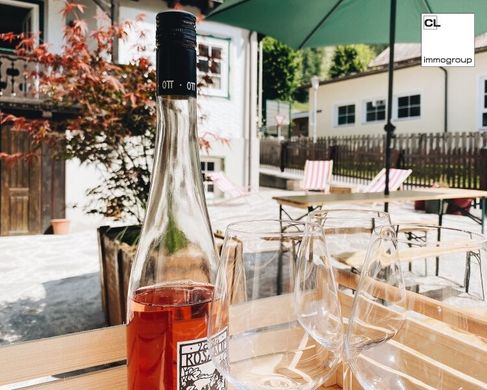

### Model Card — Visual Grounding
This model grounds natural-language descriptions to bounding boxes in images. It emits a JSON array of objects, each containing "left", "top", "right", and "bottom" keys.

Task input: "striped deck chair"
[
  {"left": 302, "top": 160, "right": 333, "bottom": 192},
  {"left": 363, "top": 168, "right": 412, "bottom": 193},
  {"left": 207, "top": 171, "right": 248, "bottom": 201}
]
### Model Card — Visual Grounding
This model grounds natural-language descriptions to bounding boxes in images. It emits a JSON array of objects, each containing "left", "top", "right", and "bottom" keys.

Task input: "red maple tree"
[{"left": 0, "top": 2, "right": 226, "bottom": 221}]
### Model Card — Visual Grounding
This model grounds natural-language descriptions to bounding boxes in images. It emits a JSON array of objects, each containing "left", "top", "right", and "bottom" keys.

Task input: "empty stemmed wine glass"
[
  {"left": 208, "top": 220, "right": 342, "bottom": 390},
  {"left": 344, "top": 224, "right": 487, "bottom": 389},
  {"left": 307, "top": 209, "right": 392, "bottom": 389}
]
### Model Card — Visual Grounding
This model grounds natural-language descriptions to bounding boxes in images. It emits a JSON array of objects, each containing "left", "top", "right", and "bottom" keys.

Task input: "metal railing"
[{"left": 0, "top": 53, "right": 41, "bottom": 100}]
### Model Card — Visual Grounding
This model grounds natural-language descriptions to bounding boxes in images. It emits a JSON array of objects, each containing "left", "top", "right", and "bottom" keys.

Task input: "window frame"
[
  {"left": 334, "top": 102, "right": 356, "bottom": 127},
  {"left": 200, "top": 156, "right": 224, "bottom": 199},
  {"left": 478, "top": 76, "right": 487, "bottom": 130},
  {"left": 363, "top": 98, "right": 386, "bottom": 124},
  {"left": 0, "top": 0, "right": 41, "bottom": 53},
  {"left": 197, "top": 34, "right": 230, "bottom": 99},
  {"left": 394, "top": 93, "right": 422, "bottom": 121}
]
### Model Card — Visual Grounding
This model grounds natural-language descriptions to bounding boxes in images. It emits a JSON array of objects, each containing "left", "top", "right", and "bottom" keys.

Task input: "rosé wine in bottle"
[{"left": 126, "top": 10, "right": 227, "bottom": 390}]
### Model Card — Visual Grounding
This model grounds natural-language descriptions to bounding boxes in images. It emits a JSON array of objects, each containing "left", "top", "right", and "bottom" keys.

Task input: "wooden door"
[{"left": 0, "top": 125, "right": 41, "bottom": 235}]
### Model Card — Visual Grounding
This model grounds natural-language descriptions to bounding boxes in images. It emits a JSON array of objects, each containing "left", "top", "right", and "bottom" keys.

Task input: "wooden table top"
[{"left": 273, "top": 188, "right": 487, "bottom": 209}]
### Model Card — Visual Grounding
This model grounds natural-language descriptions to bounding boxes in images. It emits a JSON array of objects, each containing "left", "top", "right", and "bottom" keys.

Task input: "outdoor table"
[
  {"left": 273, "top": 189, "right": 487, "bottom": 233},
  {"left": 1, "top": 269, "right": 486, "bottom": 389}
]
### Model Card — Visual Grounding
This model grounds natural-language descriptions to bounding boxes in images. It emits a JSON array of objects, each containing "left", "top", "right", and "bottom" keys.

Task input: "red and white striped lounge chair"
[
  {"left": 207, "top": 171, "right": 256, "bottom": 204},
  {"left": 302, "top": 160, "right": 333, "bottom": 192},
  {"left": 362, "top": 168, "right": 412, "bottom": 193}
]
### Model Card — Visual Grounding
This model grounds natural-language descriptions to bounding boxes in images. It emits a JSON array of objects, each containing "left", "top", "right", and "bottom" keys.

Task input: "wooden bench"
[{"left": 1, "top": 269, "right": 486, "bottom": 389}]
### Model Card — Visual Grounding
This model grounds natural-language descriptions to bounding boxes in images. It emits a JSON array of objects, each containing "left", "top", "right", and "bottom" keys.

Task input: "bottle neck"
[
  {"left": 140, "top": 95, "right": 215, "bottom": 269},
  {"left": 147, "top": 95, "right": 210, "bottom": 225}
]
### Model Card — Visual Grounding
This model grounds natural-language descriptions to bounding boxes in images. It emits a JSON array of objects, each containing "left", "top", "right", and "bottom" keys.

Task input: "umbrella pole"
[{"left": 384, "top": 0, "right": 397, "bottom": 212}]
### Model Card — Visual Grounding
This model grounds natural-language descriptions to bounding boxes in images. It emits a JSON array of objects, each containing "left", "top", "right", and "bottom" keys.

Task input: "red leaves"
[
  {"left": 0, "top": 32, "right": 18, "bottom": 43},
  {"left": 0, "top": 114, "right": 18, "bottom": 125},
  {"left": 62, "top": 2, "right": 85, "bottom": 17},
  {"left": 0, "top": 152, "right": 38, "bottom": 167},
  {"left": 125, "top": 93, "right": 137, "bottom": 107},
  {"left": 199, "top": 132, "right": 230, "bottom": 152},
  {"left": 72, "top": 19, "right": 88, "bottom": 36},
  {"left": 102, "top": 74, "right": 125, "bottom": 92}
]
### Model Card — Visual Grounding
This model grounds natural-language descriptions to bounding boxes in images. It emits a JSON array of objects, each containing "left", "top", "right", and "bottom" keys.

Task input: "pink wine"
[
  {"left": 127, "top": 284, "right": 225, "bottom": 390},
  {"left": 126, "top": 11, "right": 226, "bottom": 390}
]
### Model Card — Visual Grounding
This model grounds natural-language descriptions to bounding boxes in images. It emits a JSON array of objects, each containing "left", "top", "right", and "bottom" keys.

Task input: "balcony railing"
[{"left": 0, "top": 53, "right": 42, "bottom": 102}]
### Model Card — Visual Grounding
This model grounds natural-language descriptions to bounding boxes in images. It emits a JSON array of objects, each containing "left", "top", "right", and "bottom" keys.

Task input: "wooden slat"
[
  {"left": 23, "top": 368, "right": 340, "bottom": 390},
  {"left": 378, "top": 339, "right": 485, "bottom": 389},
  {"left": 25, "top": 366, "right": 126, "bottom": 390},
  {"left": 273, "top": 188, "right": 487, "bottom": 209},
  {"left": 334, "top": 240, "right": 484, "bottom": 268},
  {"left": 336, "top": 269, "right": 487, "bottom": 339},
  {"left": 0, "top": 326, "right": 126, "bottom": 386},
  {"left": 339, "top": 291, "right": 487, "bottom": 388},
  {"left": 2, "top": 272, "right": 487, "bottom": 389}
]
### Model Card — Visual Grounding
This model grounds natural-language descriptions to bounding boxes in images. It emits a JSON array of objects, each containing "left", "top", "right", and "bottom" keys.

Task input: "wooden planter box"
[
  {"left": 98, "top": 225, "right": 227, "bottom": 326},
  {"left": 97, "top": 225, "right": 140, "bottom": 326},
  {"left": 1, "top": 268, "right": 486, "bottom": 389}
]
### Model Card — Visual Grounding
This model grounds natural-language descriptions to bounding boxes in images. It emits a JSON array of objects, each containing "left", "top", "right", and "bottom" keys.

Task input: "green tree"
[
  {"left": 328, "top": 44, "right": 376, "bottom": 79},
  {"left": 293, "top": 47, "right": 325, "bottom": 103},
  {"left": 262, "top": 36, "right": 301, "bottom": 103}
]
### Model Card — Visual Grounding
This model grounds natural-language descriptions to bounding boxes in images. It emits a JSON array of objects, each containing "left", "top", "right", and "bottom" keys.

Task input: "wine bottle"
[{"left": 126, "top": 10, "right": 226, "bottom": 390}]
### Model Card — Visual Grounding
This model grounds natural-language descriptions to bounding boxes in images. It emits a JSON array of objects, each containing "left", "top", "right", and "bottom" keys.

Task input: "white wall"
[
  {"left": 311, "top": 51, "right": 487, "bottom": 137},
  {"left": 65, "top": 159, "right": 108, "bottom": 232},
  {"left": 45, "top": 0, "right": 65, "bottom": 53},
  {"left": 448, "top": 51, "right": 487, "bottom": 131},
  {"left": 117, "top": 0, "right": 257, "bottom": 187},
  {"left": 60, "top": 2, "right": 258, "bottom": 229}
]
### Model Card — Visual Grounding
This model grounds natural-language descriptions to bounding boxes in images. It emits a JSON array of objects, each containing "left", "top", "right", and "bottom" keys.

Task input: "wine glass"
[
  {"left": 208, "top": 220, "right": 342, "bottom": 390},
  {"left": 307, "top": 208, "right": 392, "bottom": 388},
  {"left": 345, "top": 224, "right": 487, "bottom": 389}
]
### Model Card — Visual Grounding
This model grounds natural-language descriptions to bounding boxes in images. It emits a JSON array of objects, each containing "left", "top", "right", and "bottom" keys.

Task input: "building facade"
[
  {"left": 0, "top": 0, "right": 259, "bottom": 232},
  {"left": 310, "top": 42, "right": 487, "bottom": 137}
]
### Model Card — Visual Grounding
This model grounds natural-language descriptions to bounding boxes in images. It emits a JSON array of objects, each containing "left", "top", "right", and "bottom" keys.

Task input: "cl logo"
[{"left": 423, "top": 15, "right": 441, "bottom": 30}]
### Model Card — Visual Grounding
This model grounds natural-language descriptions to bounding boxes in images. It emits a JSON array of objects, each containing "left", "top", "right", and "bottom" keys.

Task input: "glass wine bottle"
[{"left": 126, "top": 10, "right": 226, "bottom": 390}]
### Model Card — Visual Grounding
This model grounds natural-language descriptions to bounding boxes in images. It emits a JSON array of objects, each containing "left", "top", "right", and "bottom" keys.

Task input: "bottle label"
[{"left": 177, "top": 328, "right": 228, "bottom": 390}]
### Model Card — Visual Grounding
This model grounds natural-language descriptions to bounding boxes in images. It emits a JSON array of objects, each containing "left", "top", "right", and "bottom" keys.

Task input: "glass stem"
[{"left": 342, "top": 362, "right": 353, "bottom": 390}]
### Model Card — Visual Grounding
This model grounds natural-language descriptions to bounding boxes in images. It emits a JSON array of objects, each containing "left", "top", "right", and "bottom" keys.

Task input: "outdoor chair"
[
  {"left": 207, "top": 171, "right": 257, "bottom": 204},
  {"left": 362, "top": 168, "right": 412, "bottom": 193},
  {"left": 301, "top": 160, "right": 333, "bottom": 192}
]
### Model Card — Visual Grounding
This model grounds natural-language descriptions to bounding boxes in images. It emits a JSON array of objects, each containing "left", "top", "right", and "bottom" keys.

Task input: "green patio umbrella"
[{"left": 207, "top": 0, "right": 487, "bottom": 202}]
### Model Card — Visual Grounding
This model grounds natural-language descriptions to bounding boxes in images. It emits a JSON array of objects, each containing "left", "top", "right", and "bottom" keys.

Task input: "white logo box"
[{"left": 421, "top": 13, "right": 475, "bottom": 67}]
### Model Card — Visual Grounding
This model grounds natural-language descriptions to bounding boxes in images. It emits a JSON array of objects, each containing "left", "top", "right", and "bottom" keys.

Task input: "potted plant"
[{"left": 1, "top": 3, "right": 227, "bottom": 325}]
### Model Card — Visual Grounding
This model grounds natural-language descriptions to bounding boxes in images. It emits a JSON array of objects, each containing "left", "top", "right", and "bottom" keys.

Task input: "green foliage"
[
  {"left": 328, "top": 44, "right": 376, "bottom": 79},
  {"left": 293, "top": 47, "right": 325, "bottom": 103},
  {"left": 262, "top": 37, "right": 301, "bottom": 103}
]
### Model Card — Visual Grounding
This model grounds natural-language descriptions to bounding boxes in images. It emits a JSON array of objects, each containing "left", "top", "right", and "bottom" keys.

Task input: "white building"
[
  {"left": 311, "top": 37, "right": 487, "bottom": 137},
  {"left": 0, "top": 0, "right": 259, "bottom": 231}
]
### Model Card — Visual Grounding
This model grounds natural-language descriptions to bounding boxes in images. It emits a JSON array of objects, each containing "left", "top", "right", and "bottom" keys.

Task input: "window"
[
  {"left": 201, "top": 158, "right": 223, "bottom": 198},
  {"left": 480, "top": 79, "right": 487, "bottom": 128},
  {"left": 365, "top": 99, "right": 386, "bottom": 122},
  {"left": 0, "top": 0, "right": 40, "bottom": 53},
  {"left": 197, "top": 35, "right": 229, "bottom": 98},
  {"left": 397, "top": 94, "right": 421, "bottom": 119},
  {"left": 336, "top": 104, "right": 355, "bottom": 126}
]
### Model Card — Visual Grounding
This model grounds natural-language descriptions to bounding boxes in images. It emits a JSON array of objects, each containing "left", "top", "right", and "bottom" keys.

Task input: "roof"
[
  {"left": 370, "top": 44, "right": 421, "bottom": 67},
  {"left": 371, "top": 33, "right": 487, "bottom": 67},
  {"left": 315, "top": 34, "right": 487, "bottom": 87}
]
